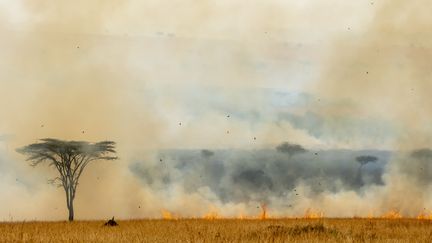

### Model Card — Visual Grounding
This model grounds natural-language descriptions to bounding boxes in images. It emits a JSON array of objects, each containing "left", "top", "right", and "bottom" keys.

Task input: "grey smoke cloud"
[
  {"left": 130, "top": 148, "right": 389, "bottom": 209},
  {"left": 278, "top": 111, "right": 396, "bottom": 149}
]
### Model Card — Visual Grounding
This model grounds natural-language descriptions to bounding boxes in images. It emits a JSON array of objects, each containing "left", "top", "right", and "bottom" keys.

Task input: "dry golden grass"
[{"left": 1, "top": 218, "right": 432, "bottom": 242}]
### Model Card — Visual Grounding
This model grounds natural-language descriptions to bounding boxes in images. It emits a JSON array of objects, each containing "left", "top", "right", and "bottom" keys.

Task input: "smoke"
[
  {"left": 309, "top": 0, "right": 432, "bottom": 216},
  {"left": 313, "top": 0, "right": 432, "bottom": 148},
  {"left": 129, "top": 148, "right": 391, "bottom": 217},
  {"left": 0, "top": 1, "right": 162, "bottom": 220},
  {"left": 1, "top": 0, "right": 431, "bottom": 220}
]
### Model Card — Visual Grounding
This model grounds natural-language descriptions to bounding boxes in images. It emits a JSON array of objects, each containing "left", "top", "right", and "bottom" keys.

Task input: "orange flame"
[
  {"left": 202, "top": 205, "right": 219, "bottom": 220},
  {"left": 381, "top": 210, "right": 402, "bottom": 219},
  {"left": 417, "top": 213, "right": 432, "bottom": 220},
  {"left": 417, "top": 210, "right": 432, "bottom": 220},
  {"left": 157, "top": 207, "right": 432, "bottom": 220},
  {"left": 203, "top": 211, "right": 219, "bottom": 220},
  {"left": 161, "top": 209, "right": 177, "bottom": 220},
  {"left": 366, "top": 211, "right": 375, "bottom": 219},
  {"left": 303, "top": 208, "right": 324, "bottom": 219},
  {"left": 260, "top": 204, "right": 267, "bottom": 220}
]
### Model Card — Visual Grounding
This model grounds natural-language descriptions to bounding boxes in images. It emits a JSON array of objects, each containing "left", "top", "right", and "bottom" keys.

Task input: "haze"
[{"left": 0, "top": 0, "right": 431, "bottom": 220}]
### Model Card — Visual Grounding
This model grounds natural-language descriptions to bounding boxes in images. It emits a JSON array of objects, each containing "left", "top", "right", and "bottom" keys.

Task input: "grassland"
[{"left": 1, "top": 218, "right": 432, "bottom": 242}]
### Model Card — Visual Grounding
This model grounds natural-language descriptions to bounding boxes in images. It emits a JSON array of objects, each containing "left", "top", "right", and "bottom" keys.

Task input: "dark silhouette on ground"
[
  {"left": 17, "top": 138, "right": 117, "bottom": 221},
  {"left": 104, "top": 216, "right": 118, "bottom": 226}
]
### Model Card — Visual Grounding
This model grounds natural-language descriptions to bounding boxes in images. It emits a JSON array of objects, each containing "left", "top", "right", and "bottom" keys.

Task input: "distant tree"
[
  {"left": 355, "top": 155, "right": 378, "bottom": 187},
  {"left": 276, "top": 142, "right": 307, "bottom": 157},
  {"left": 17, "top": 138, "right": 117, "bottom": 221},
  {"left": 201, "top": 149, "right": 215, "bottom": 158},
  {"left": 356, "top": 155, "right": 378, "bottom": 167},
  {"left": 411, "top": 148, "right": 432, "bottom": 159}
]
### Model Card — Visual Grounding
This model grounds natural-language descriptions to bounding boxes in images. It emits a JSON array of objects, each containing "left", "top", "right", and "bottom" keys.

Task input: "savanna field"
[{"left": 1, "top": 218, "right": 432, "bottom": 242}]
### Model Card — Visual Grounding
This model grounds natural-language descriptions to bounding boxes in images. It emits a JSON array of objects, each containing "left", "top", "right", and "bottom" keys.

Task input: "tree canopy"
[
  {"left": 275, "top": 142, "right": 307, "bottom": 157},
  {"left": 17, "top": 138, "right": 117, "bottom": 221},
  {"left": 201, "top": 149, "right": 215, "bottom": 158},
  {"left": 411, "top": 148, "right": 432, "bottom": 159},
  {"left": 356, "top": 155, "right": 378, "bottom": 166}
]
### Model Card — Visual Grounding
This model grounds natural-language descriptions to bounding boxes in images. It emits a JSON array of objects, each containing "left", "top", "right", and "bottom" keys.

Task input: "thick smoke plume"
[
  {"left": 131, "top": 148, "right": 390, "bottom": 217},
  {"left": 1, "top": 1, "right": 432, "bottom": 220},
  {"left": 310, "top": 0, "right": 432, "bottom": 217}
]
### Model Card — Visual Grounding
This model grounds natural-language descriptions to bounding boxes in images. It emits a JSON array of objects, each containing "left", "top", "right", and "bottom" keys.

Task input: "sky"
[{"left": 0, "top": 0, "right": 432, "bottom": 220}]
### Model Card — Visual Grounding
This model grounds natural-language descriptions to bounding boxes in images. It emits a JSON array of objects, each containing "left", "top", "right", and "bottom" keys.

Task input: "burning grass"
[{"left": 1, "top": 218, "right": 432, "bottom": 242}]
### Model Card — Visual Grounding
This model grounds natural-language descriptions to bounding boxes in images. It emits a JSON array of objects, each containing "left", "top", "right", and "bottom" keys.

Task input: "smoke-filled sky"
[{"left": 1, "top": 0, "right": 432, "bottom": 220}]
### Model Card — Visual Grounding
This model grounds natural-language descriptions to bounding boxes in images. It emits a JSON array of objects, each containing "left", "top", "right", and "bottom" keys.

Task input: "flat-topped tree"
[
  {"left": 356, "top": 155, "right": 378, "bottom": 167},
  {"left": 17, "top": 138, "right": 117, "bottom": 221},
  {"left": 411, "top": 148, "right": 432, "bottom": 159},
  {"left": 355, "top": 155, "right": 378, "bottom": 186},
  {"left": 276, "top": 142, "right": 307, "bottom": 157}
]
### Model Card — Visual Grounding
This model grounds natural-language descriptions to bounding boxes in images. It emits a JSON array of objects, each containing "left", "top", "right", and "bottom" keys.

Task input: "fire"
[
  {"left": 203, "top": 212, "right": 219, "bottom": 220},
  {"left": 260, "top": 204, "right": 267, "bottom": 220},
  {"left": 158, "top": 207, "right": 432, "bottom": 220},
  {"left": 381, "top": 210, "right": 402, "bottom": 219},
  {"left": 202, "top": 205, "right": 220, "bottom": 220},
  {"left": 161, "top": 209, "right": 177, "bottom": 220},
  {"left": 303, "top": 208, "right": 324, "bottom": 219},
  {"left": 417, "top": 210, "right": 432, "bottom": 220},
  {"left": 417, "top": 213, "right": 432, "bottom": 220}
]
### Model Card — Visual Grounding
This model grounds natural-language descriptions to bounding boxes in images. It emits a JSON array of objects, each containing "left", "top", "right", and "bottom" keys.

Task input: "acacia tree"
[
  {"left": 17, "top": 138, "right": 117, "bottom": 221},
  {"left": 356, "top": 155, "right": 378, "bottom": 167},
  {"left": 276, "top": 142, "right": 307, "bottom": 157},
  {"left": 355, "top": 155, "right": 378, "bottom": 186},
  {"left": 411, "top": 148, "right": 432, "bottom": 159}
]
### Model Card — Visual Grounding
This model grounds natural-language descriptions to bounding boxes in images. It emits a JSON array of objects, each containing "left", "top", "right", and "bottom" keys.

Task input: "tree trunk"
[
  {"left": 66, "top": 186, "right": 74, "bottom": 221},
  {"left": 68, "top": 202, "right": 74, "bottom": 221},
  {"left": 356, "top": 166, "right": 364, "bottom": 187}
]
